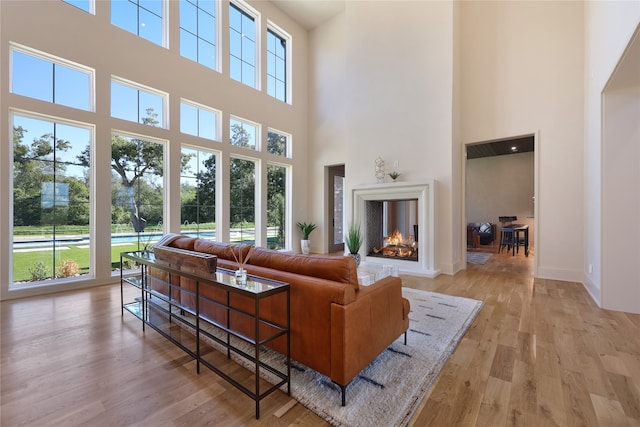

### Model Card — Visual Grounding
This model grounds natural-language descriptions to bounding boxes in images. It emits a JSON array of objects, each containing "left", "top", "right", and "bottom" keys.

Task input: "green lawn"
[{"left": 12, "top": 243, "right": 141, "bottom": 283}]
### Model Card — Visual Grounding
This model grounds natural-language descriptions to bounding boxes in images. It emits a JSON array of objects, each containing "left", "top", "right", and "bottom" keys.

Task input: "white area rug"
[
  {"left": 165, "top": 288, "right": 483, "bottom": 426},
  {"left": 284, "top": 288, "right": 483, "bottom": 426},
  {"left": 466, "top": 251, "right": 493, "bottom": 264}
]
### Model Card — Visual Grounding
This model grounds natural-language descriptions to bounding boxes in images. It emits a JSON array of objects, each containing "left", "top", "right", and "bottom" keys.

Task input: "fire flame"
[{"left": 386, "top": 229, "right": 403, "bottom": 246}]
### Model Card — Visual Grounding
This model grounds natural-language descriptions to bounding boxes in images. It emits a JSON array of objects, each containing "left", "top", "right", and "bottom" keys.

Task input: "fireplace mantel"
[{"left": 352, "top": 180, "right": 438, "bottom": 277}]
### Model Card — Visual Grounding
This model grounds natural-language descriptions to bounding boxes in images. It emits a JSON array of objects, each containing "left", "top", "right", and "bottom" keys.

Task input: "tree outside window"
[{"left": 12, "top": 115, "right": 91, "bottom": 285}]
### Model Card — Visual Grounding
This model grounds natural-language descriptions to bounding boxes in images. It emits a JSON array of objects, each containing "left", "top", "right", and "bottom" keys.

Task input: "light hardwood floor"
[{"left": 2, "top": 249, "right": 639, "bottom": 426}]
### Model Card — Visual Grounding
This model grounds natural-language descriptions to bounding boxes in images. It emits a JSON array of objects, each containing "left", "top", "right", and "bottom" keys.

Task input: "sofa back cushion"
[
  {"left": 193, "top": 240, "right": 252, "bottom": 263},
  {"left": 170, "top": 235, "right": 197, "bottom": 250},
  {"left": 248, "top": 247, "right": 358, "bottom": 288}
]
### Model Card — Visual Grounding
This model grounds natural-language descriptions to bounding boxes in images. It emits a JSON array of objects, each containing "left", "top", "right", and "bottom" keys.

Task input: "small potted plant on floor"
[
  {"left": 297, "top": 222, "right": 317, "bottom": 255},
  {"left": 345, "top": 222, "right": 363, "bottom": 266}
]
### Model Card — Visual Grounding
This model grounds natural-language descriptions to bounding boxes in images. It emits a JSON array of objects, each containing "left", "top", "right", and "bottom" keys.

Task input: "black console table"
[{"left": 120, "top": 250, "right": 290, "bottom": 419}]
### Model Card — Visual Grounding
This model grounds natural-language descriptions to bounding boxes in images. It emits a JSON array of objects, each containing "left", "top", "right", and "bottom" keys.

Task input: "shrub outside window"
[
  {"left": 267, "top": 129, "right": 289, "bottom": 157},
  {"left": 230, "top": 117, "right": 258, "bottom": 150},
  {"left": 11, "top": 113, "right": 92, "bottom": 286},
  {"left": 267, "top": 163, "right": 288, "bottom": 250},
  {"left": 229, "top": 157, "right": 255, "bottom": 244},
  {"left": 181, "top": 147, "right": 217, "bottom": 238}
]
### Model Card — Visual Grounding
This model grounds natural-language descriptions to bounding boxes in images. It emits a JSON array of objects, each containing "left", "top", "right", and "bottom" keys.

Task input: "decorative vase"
[
  {"left": 375, "top": 157, "right": 385, "bottom": 183},
  {"left": 349, "top": 253, "right": 361, "bottom": 267},
  {"left": 301, "top": 239, "right": 311, "bottom": 255},
  {"left": 235, "top": 268, "right": 247, "bottom": 285}
]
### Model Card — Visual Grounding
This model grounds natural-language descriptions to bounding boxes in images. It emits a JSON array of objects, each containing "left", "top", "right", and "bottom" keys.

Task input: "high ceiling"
[
  {"left": 271, "top": 0, "right": 345, "bottom": 30},
  {"left": 466, "top": 136, "right": 535, "bottom": 160}
]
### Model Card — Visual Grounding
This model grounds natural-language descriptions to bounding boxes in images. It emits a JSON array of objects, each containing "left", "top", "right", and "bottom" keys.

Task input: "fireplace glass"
[{"left": 365, "top": 199, "right": 418, "bottom": 261}]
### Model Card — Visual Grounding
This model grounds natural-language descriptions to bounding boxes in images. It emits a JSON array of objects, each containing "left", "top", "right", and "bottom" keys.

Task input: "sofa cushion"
[
  {"left": 193, "top": 240, "right": 252, "bottom": 263},
  {"left": 248, "top": 247, "right": 359, "bottom": 288},
  {"left": 170, "top": 236, "right": 197, "bottom": 250}
]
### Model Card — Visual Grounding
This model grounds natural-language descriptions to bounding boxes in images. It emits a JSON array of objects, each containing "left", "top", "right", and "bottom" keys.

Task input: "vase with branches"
[{"left": 231, "top": 245, "right": 255, "bottom": 285}]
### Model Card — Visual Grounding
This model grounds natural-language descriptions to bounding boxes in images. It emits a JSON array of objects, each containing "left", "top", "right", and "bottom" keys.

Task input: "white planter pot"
[{"left": 301, "top": 239, "right": 311, "bottom": 255}]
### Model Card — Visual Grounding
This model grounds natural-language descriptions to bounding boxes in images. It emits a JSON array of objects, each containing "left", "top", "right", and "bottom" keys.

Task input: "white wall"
[
  {"left": 308, "top": 12, "right": 348, "bottom": 253},
  {"left": 459, "top": 1, "right": 585, "bottom": 281},
  {"left": 584, "top": 1, "right": 640, "bottom": 311},
  {"left": 309, "top": 1, "right": 458, "bottom": 273}
]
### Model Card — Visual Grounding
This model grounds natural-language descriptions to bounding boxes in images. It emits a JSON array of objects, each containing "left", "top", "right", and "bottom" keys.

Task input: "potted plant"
[
  {"left": 345, "top": 222, "right": 363, "bottom": 266},
  {"left": 296, "top": 222, "right": 317, "bottom": 255}
]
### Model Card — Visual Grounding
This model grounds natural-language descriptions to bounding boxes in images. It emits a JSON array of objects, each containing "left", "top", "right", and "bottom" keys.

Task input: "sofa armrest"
[{"left": 330, "top": 276, "right": 409, "bottom": 385}]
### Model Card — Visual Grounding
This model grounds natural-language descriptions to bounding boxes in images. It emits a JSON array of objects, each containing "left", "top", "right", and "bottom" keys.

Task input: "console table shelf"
[{"left": 120, "top": 250, "right": 290, "bottom": 419}]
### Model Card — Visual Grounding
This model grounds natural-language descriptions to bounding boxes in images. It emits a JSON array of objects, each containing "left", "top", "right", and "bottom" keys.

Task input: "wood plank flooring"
[{"left": 2, "top": 249, "right": 639, "bottom": 426}]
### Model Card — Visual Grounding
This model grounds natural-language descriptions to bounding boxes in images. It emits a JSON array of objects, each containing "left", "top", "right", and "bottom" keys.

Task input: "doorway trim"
[
  {"left": 462, "top": 132, "right": 540, "bottom": 278},
  {"left": 327, "top": 164, "right": 345, "bottom": 253}
]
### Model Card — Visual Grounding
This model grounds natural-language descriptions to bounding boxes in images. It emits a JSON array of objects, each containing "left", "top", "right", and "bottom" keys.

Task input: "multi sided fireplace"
[
  {"left": 352, "top": 181, "right": 438, "bottom": 277},
  {"left": 366, "top": 199, "right": 419, "bottom": 262}
]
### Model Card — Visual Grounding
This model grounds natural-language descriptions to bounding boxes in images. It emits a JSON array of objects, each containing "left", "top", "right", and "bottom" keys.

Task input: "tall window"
[
  {"left": 230, "top": 117, "right": 258, "bottom": 150},
  {"left": 267, "top": 29, "right": 287, "bottom": 102},
  {"left": 10, "top": 45, "right": 92, "bottom": 111},
  {"left": 12, "top": 113, "right": 92, "bottom": 286},
  {"left": 229, "top": 3, "right": 256, "bottom": 88},
  {"left": 180, "top": 0, "right": 217, "bottom": 70},
  {"left": 267, "top": 129, "right": 289, "bottom": 157},
  {"left": 229, "top": 157, "right": 255, "bottom": 244},
  {"left": 111, "top": 0, "right": 164, "bottom": 46},
  {"left": 267, "top": 163, "right": 288, "bottom": 250},
  {"left": 181, "top": 147, "right": 217, "bottom": 238},
  {"left": 180, "top": 100, "right": 219, "bottom": 140},
  {"left": 62, "top": 0, "right": 93, "bottom": 14},
  {"left": 111, "top": 132, "right": 165, "bottom": 256},
  {"left": 111, "top": 79, "right": 166, "bottom": 128}
]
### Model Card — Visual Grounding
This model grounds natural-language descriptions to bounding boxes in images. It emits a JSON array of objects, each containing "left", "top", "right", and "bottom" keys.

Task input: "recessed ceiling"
[
  {"left": 466, "top": 136, "right": 535, "bottom": 160},
  {"left": 270, "top": 0, "right": 345, "bottom": 30}
]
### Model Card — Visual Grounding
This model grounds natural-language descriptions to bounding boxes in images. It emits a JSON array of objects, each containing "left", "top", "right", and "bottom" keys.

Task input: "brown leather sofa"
[{"left": 149, "top": 235, "right": 410, "bottom": 405}]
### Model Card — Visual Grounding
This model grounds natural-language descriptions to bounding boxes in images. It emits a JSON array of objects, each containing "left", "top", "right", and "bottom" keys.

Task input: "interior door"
[{"left": 328, "top": 165, "right": 345, "bottom": 253}]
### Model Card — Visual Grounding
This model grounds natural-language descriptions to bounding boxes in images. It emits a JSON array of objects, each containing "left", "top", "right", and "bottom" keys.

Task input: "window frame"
[
  {"left": 179, "top": 0, "right": 220, "bottom": 71},
  {"left": 266, "top": 22, "right": 291, "bottom": 103},
  {"left": 111, "top": 76, "right": 168, "bottom": 129},
  {"left": 266, "top": 127, "right": 291, "bottom": 158},
  {"left": 266, "top": 161, "right": 291, "bottom": 251},
  {"left": 180, "top": 99, "right": 221, "bottom": 141},
  {"left": 62, "top": 0, "right": 95, "bottom": 14},
  {"left": 180, "top": 145, "right": 220, "bottom": 239},
  {"left": 229, "top": 0, "right": 260, "bottom": 89},
  {"left": 229, "top": 115, "right": 260, "bottom": 151},
  {"left": 110, "top": 0, "right": 167, "bottom": 47},
  {"left": 9, "top": 109, "right": 95, "bottom": 287},
  {"left": 10, "top": 43, "right": 95, "bottom": 112},
  {"left": 109, "top": 130, "right": 168, "bottom": 255}
]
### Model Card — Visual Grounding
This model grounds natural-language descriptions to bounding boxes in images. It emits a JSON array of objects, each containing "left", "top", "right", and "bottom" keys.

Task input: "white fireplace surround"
[{"left": 352, "top": 180, "right": 438, "bottom": 278}]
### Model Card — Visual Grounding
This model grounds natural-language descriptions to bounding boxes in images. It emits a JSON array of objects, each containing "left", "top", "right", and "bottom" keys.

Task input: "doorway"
[
  {"left": 327, "top": 165, "right": 345, "bottom": 253},
  {"left": 465, "top": 135, "right": 536, "bottom": 270}
]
